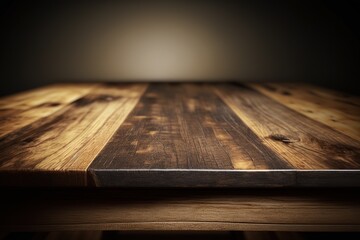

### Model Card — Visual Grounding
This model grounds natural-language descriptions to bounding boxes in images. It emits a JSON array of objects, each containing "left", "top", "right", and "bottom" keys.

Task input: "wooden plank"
[
  {"left": 0, "top": 84, "right": 96, "bottom": 137},
  {"left": 251, "top": 83, "right": 360, "bottom": 141},
  {"left": 89, "top": 170, "right": 360, "bottom": 187},
  {"left": 0, "top": 83, "right": 147, "bottom": 186},
  {"left": 0, "top": 83, "right": 359, "bottom": 187},
  {"left": 89, "top": 83, "right": 291, "bottom": 186},
  {"left": 214, "top": 83, "right": 360, "bottom": 170},
  {"left": 88, "top": 170, "right": 296, "bottom": 187},
  {"left": 1, "top": 189, "right": 359, "bottom": 232}
]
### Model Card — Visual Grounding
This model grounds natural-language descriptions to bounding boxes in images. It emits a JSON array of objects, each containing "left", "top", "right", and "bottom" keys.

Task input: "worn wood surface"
[
  {"left": 1, "top": 189, "right": 359, "bottom": 232},
  {"left": 251, "top": 83, "right": 360, "bottom": 141},
  {"left": 0, "top": 83, "right": 359, "bottom": 187}
]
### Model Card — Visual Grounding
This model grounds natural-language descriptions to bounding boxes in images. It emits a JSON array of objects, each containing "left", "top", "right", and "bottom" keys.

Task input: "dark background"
[{"left": 0, "top": 0, "right": 359, "bottom": 96}]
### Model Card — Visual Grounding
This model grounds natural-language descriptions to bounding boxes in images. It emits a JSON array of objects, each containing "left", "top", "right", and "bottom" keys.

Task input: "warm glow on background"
[
  {"left": 0, "top": 0, "right": 359, "bottom": 95},
  {"left": 111, "top": 14, "right": 224, "bottom": 79},
  {"left": 24, "top": 2, "right": 237, "bottom": 81}
]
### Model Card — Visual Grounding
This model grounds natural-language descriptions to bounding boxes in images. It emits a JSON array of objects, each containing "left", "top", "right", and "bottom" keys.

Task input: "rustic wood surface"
[
  {"left": 1, "top": 188, "right": 359, "bottom": 232},
  {"left": 0, "top": 83, "right": 359, "bottom": 187}
]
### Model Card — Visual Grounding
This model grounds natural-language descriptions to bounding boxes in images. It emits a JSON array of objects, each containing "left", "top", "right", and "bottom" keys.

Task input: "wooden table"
[{"left": 0, "top": 82, "right": 359, "bottom": 231}]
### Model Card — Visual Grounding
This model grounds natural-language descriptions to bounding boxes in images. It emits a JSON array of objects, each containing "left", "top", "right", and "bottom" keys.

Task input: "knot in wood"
[{"left": 269, "top": 134, "right": 296, "bottom": 144}]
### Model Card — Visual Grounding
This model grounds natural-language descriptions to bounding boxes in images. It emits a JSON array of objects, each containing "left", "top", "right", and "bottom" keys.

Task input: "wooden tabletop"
[{"left": 0, "top": 83, "right": 359, "bottom": 187}]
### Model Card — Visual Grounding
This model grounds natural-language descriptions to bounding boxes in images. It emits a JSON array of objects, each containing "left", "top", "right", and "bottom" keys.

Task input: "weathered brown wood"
[
  {"left": 89, "top": 170, "right": 297, "bottom": 187},
  {"left": 0, "top": 189, "right": 359, "bottom": 232},
  {"left": 214, "top": 84, "right": 360, "bottom": 170},
  {"left": 0, "top": 82, "right": 359, "bottom": 187},
  {"left": 89, "top": 83, "right": 294, "bottom": 186},
  {"left": 0, "top": 84, "right": 96, "bottom": 137},
  {"left": 251, "top": 83, "right": 360, "bottom": 141},
  {"left": 0, "top": 83, "right": 147, "bottom": 186}
]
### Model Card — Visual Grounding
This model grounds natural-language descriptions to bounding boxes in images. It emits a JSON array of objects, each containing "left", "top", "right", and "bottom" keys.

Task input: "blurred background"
[{"left": 0, "top": 0, "right": 359, "bottom": 96}]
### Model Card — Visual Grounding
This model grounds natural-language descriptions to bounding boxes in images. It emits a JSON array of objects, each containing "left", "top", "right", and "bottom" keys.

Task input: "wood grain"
[
  {"left": 214, "top": 84, "right": 360, "bottom": 170},
  {"left": 89, "top": 84, "right": 293, "bottom": 184},
  {"left": 0, "top": 82, "right": 359, "bottom": 187},
  {"left": 0, "top": 84, "right": 96, "bottom": 137},
  {"left": 89, "top": 83, "right": 297, "bottom": 187},
  {"left": 1, "top": 189, "right": 359, "bottom": 231},
  {"left": 251, "top": 83, "right": 360, "bottom": 141},
  {"left": 0, "top": 83, "right": 147, "bottom": 185}
]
